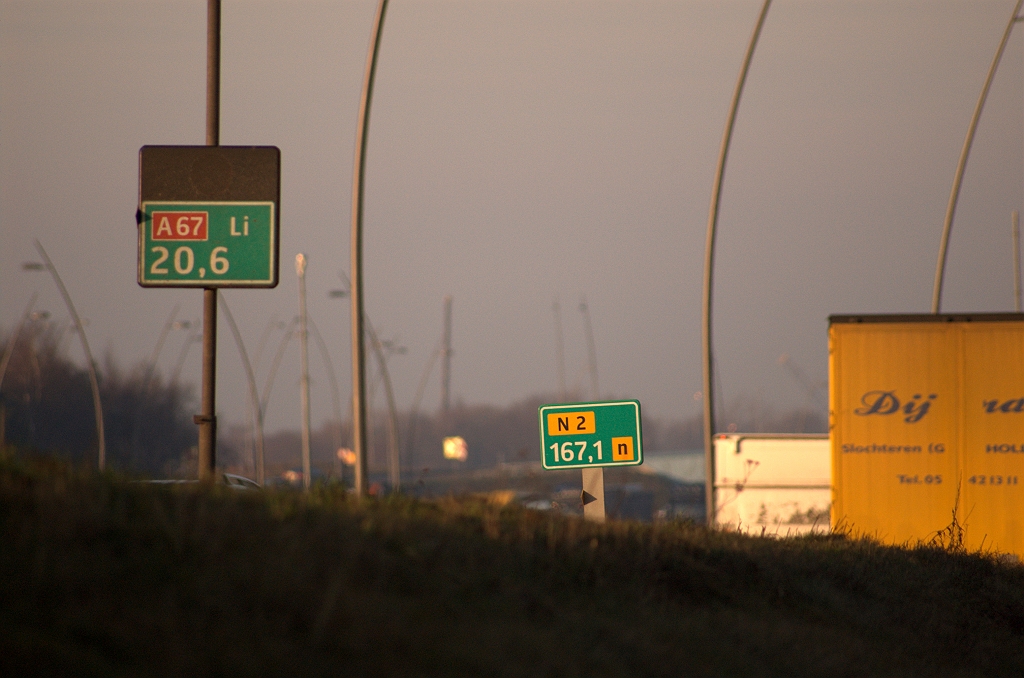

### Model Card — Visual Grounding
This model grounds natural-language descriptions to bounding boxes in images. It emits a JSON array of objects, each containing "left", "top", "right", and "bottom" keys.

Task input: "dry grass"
[{"left": 1, "top": 454, "right": 1024, "bottom": 677}]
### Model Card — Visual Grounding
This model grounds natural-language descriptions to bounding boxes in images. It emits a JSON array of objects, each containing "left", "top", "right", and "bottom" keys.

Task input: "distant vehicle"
[
  {"left": 138, "top": 473, "right": 261, "bottom": 490},
  {"left": 222, "top": 473, "right": 261, "bottom": 490}
]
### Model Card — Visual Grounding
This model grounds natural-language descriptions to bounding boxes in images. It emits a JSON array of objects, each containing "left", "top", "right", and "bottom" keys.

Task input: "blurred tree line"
[
  {"left": 1, "top": 321, "right": 824, "bottom": 482},
  {"left": 0, "top": 324, "right": 195, "bottom": 475}
]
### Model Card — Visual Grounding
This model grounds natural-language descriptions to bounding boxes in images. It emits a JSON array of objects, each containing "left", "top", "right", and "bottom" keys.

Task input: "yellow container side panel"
[
  {"left": 830, "top": 323, "right": 960, "bottom": 544},
  {"left": 961, "top": 324, "right": 1024, "bottom": 553}
]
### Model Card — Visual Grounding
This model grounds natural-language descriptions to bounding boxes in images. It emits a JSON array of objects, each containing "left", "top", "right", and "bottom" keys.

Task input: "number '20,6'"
[
  {"left": 549, "top": 440, "right": 603, "bottom": 462},
  {"left": 151, "top": 246, "right": 229, "bottom": 275}
]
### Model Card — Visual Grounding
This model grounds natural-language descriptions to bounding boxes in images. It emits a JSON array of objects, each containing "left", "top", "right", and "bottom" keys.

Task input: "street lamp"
[
  {"left": 0, "top": 294, "right": 40, "bottom": 400},
  {"left": 702, "top": 0, "right": 772, "bottom": 526},
  {"left": 306, "top": 318, "right": 345, "bottom": 481},
  {"left": 368, "top": 328, "right": 403, "bottom": 491},
  {"left": 24, "top": 240, "right": 106, "bottom": 470},
  {"left": 578, "top": 298, "right": 599, "bottom": 401},
  {"left": 170, "top": 322, "right": 202, "bottom": 385},
  {"left": 350, "top": 0, "right": 390, "bottom": 497},
  {"left": 332, "top": 272, "right": 403, "bottom": 491},
  {"left": 131, "top": 305, "right": 184, "bottom": 466},
  {"left": 296, "top": 254, "right": 312, "bottom": 490},
  {"left": 250, "top": 312, "right": 344, "bottom": 487},
  {"left": 405, "top": 340, "right": 443, "bottom": 477},
  {"left": 217, "top": 294, "right": 266, "bottom": 485},
  {"left": 932, "top": 0, "right": 1024, "bottom": 312},
  {"left": 552, "top": 297, "right": 567, "bottom": 401}
]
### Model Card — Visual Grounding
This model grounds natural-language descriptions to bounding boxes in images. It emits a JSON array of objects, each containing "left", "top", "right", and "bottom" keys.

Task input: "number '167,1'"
[
  {"left": 550, "top": 440, "right": 603, "bottom": 463},
  {"left": 150, "top": 246, "right": 229, "bottom": 276}
]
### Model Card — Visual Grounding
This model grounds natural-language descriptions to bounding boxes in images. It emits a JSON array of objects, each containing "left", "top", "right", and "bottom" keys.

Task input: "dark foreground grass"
[{"left": 2, "top": 457, "right": 1024, "bottom": 677}]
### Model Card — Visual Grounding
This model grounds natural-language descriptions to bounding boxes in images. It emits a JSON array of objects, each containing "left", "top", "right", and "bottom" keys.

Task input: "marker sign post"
[
  {"left": 138, "top": 145, "right": 280, "bottom": 482},
  {"left": 539, "top": 400, "right": 643, "bottom": 522}
]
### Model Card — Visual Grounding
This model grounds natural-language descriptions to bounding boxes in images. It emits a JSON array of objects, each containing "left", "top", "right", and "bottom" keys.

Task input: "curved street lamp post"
[
  {"left": 25, "top": 242, "right": 106, "bottom": 470},
  {"left": 932, "top": 0, "right": 1024, "bottom": 312},
  {"left": 350, "top": 0, "right": 390, "bottom": 497},
  {"left": 331, "top": 276, "right": 402, "bottom": 491},
  {"left": 296, "top": 254, "right": 313, "bottom": 490},
  {"left": 0, "top": 293, "right": 39, "bottom": 398},
  {"left": 217, "top": 295, "right": 266, "bottom": 484},
  {"left": 702, "top": 0, "right": 772, "bottom": 526}
]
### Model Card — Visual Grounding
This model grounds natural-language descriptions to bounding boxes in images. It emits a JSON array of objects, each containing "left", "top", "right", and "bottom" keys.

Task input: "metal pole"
[
  {"left": 198, "top": 289, "right": 217, "bottom": 480},
  {"left": 933, "top": 1, "right": 1024, "bottom": 313},
  {"left": 32, "top": 241, "right": 106, "bottom": 470},
  {"left": 406, "top": 342, "right": 441, "bottom": 470},
  {"left": 145, "top": 305, "right": 180, "bottom": 384},
  {"left": 296, "top": 254, "right": 313, "bottom": 490},
  {"left": 441, "top": 295, "right": 452, "bottom": 412},
  {"left": 579, "top": 297, "right": 599, "bottom": 400},
  {"left": 206, "top": 0, "right": 220, "bottom": 148},
  {"left": 260, "top": 318, "right": 297, "bottom": 419},
  {"left": 170, "top": 322, "right": 201, "bottom": 385},
  {"left": 335, "top": 271, "right": 402, "bottom": 489},
  {"left": 702, "top": 0, "right": 771, "bottom": 527},
  {"left": 217, "top": 295, "right": 265, "bottom": 484},
  {"left": 0, "top": 294, "right": 37, "bottom": 397},
  {"left": 307, "top": 319, "right": 344, "bottom": 457},
  {"left": 1, "top": 293, "right": 41, "bottom": 452},
  {"left": 1014, "top": 211, "right": 1022, "bottom": 312},
  {"left": 197, "top": 0, "right": 221, "bottom": 482},
  {"left": 131, "top": 304, "right": 179, "bottom": 465},
  {"left": 553, "top": 297, "right": 566, "bottom": 401},
  {"left": 351, "top": 0, "right": 389, "bottom": 497},
  {"left": 366, "top": 320, "right": 401, "bottom": 491}
]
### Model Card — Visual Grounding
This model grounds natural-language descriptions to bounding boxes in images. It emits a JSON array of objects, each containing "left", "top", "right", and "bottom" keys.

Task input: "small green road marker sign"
[
  {"left": 538, "top": 400, "right": 643, "bottom": 470},
  {"left": 139, "top": 201, "right": 276, "bottom": 286}
]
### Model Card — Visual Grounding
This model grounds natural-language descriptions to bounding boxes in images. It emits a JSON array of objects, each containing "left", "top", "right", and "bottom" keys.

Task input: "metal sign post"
[
  {"left": 138, "top": 146, "right": 280, "bottom": 482},
  {"left": 200, "top": 0, "right": 220, "bottom": 483},
  {"left": 137, "top": 0, "right": 279, "bottom": 482},
  {"left": 538, "top": 400, "right": 643, "bottom": 522}
]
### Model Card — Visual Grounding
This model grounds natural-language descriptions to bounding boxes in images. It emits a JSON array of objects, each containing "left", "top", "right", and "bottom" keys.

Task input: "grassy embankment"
[{"left": 2, "top": 454, "right": 1024, "bottom": 677}]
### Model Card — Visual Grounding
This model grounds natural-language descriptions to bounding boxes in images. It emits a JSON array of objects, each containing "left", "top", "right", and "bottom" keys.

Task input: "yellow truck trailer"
[{"left": 830, "top": 314, "right": 1024, "bottom": 554}]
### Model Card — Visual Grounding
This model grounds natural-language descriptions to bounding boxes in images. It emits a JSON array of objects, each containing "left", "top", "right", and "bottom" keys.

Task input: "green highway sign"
[
  {"left": 137, "top": 145, "right": 280, "bottom": 289},
  {"left": 539, "top": 400, "right": 643, "bottom": 470},
  {"left": 138, "top": 201, "right": 276, "bottom": 287}
]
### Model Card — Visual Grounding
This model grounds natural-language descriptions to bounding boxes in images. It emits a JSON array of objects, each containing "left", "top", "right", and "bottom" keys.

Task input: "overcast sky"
[{"left": 3, "top": 0, "right": 1024, "bottom": 439}]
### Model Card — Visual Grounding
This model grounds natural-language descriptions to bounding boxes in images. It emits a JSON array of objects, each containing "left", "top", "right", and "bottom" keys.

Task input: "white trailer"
[{"left": 714, "top": 433, "right": 830, "bottom": 535}]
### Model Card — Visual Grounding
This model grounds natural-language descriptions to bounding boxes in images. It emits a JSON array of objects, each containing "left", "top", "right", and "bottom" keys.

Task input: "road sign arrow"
[{"left": 581, "top": 490, "right": 597, "bottom": 506}]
